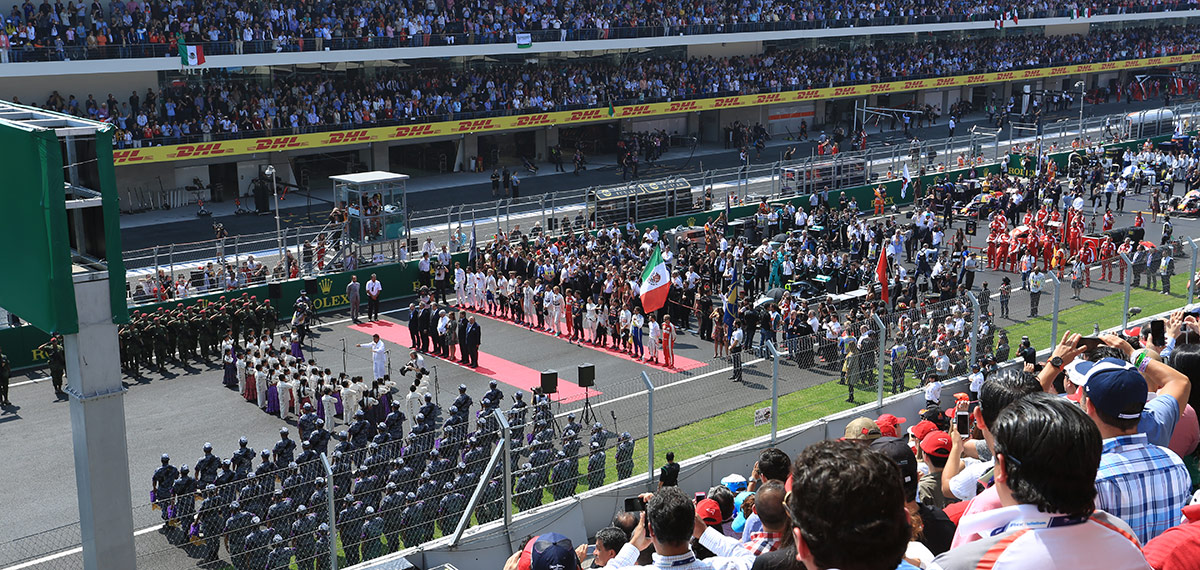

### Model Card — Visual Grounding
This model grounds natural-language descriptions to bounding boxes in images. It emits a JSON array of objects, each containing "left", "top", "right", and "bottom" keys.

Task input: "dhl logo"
[
  {"left": 1147, "top": 58, "right": 1163, "bottom": 65},
  {"left": 1021, "top": 70, "right": 1041, "bottom": 78},
  {"left": 714, "top": 97, "right": 741, "bottom": 108},
  {"left": 903, "top": 80, "right": 927, "bottom": 90},
  {"left": 753, "top": 94, "right": 783, "bottom": 104},
  {"left": 994, "top": 72, "right": 1014, "bottom": 80},
  {"left": 871, "top": 83, "right": 895, "bottom": 93},
  {"left": 935, "top": 78, "right": 957, "bottom": 87},
  {"left": 832, "top": 87, "right": 859, "bottom": 97},
  {"left": 966, "top": 75, "right": 987, "bottom": 84},
  {"left": 667, "top": 101, "right": 699, "bottom": 112},
  {"left": 515, "top": 114, "right": 552, "bottom": 127},
  {"left": 254, "top": 136, "right": 307, "bottom": 151},
  {"left": 1124, "top": 60, "right": 1138, "bottom": 67},
  {"left": 794, "top": 90, "right": 821, "bottom": 100},
  {"left": 392, "top": 124, "right": 435, "bottom": 138},
  {"left": 1170, "top": 56, "right": 1185, "bottom": 63},
  {"left": 322, "top": 131, "right": 371, "bottom": 144},
  {"left": 1077, "top": 64, "right": 1095, "bottom": 72},
  {"left": 1050, "top": 67, "right": 1068, "bottom": 75},
  {"left": 567, "top": 110, "right": 603, "bottom": 121},
  {"left": 620, "top": 105, "right": 653, "bottom": 117},
  {"left": 113, "top": 149, "right": 150, "bottom": 164},
  {"left": 1100, "top": 62, "right": 1118, "bottom": 70},
  {"left": 169, "top": 143, "right": 228, "bottom": 158},
  {"left": 456, "top": 119, "right": 496, "bottom": 132}
]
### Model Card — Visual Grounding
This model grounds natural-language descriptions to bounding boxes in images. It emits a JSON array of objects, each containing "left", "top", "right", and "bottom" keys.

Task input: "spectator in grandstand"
[
  {"left": 870, "top": 436, "right": 956, "bottom": 561},
  {"left": 575, "top": 526, "right": 629, "bottom": 568},
  {"left": 1074, "top": 356, "right": 1192, "bottom": 544},
  {"left": 842, "top": 417, "right": 883, "bottom": 444},
  {"left": 739, "top": 448, "right": 791, "bottom": 541},
  {"left": 606, "top": 486, "right": 757, "bottom": 569},
  {"left": 930, "top": 394, "right": 1149, "bottom": 569},
  {"left": 1143, "top": 495, "right": 1200, "bottom": 570},
  {"left": 693, "top": 480, "right": 788, "bottom": 556}
]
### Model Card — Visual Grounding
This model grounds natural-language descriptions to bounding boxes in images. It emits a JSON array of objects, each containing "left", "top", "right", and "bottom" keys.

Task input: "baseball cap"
[
  {"left": 843, "top": 417, "right": 882, "bottom": 441},
  {"left": 696, "top": 498, "right": 722, "bottom": 525},
  {"left": 919, "top": 431, "right": 953, "bottom": 459},
  {"left": 875, "top": 414, "right": 907, "bottom": 438},
  {"left": 870, "top": 436, "right": 919, "bottom": 500},
  {"left": 907, "top": 419, "right": 937, "bottom": 441},
  {"left": 721, "top": 473, "right": 748, "bottom": 493},
  {"left": 1074, "top": 357, "right": 1147, "bottom": 420},
  {"left": 519, "top": 532, "right": 580, "bottom": 570}
]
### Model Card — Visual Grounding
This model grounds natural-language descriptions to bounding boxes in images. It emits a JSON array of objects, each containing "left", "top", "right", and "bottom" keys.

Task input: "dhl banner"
[{"left": 114, "top": 52, "right": 1200, "bottom": 167}]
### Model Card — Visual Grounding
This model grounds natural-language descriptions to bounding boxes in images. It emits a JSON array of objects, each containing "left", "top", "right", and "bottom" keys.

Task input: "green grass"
[{"left": 1004, "top": 273, "right": 1194, "bottom": 348}]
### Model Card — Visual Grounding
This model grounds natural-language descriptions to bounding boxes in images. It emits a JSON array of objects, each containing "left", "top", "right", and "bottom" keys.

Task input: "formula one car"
[{"left": 1170, "top": 189, "right": 1200, "bottom": 216}]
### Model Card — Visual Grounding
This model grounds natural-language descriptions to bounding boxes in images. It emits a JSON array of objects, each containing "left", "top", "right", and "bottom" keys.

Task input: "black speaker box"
[
  {"left": 540, "top": 370, "right": 558, "bottom": 394},
  {"left": 578, "top": 363, "right": 595, "bottom": 388}
]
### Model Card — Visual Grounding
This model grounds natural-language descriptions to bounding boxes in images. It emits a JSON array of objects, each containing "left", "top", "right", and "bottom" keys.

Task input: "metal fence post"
[
  {"left": 168, "top": 244, "right": 175, "bottom": 283},
  {"left": 233, "top": 236, "right": 240, "bottom": 268},
  {"left": 496, "top": 409, "right": 514, "bottom": 546},
  {"left": 319, "top": 453, "right": 338, "bottom": 570},
  {"left": 1188, "top": 237, "right": 1198, "bottom": 306},
  {"left": 452, "top": 424, "right": 507, "bottom": 545},
  {"left": 872, "top": 314, "right": 885, "bottom": 407},
  {"left": 153, "top": 245, "right": 159, "bottom": 279},
  {"left": 1046, "top": 272, "right": 1061, "bottom": 345},
  {"left": 766, "top": 340, "right": 779, "bottom": 445},
  {"left": 966, "top": 291, "right": 980, "bottom": 366},
  {"left": 641, "top": 371, "right": 655, "bottom": 490},
  {"left": 1120, "top": 251, "right": 1133, "bottom": 331}
]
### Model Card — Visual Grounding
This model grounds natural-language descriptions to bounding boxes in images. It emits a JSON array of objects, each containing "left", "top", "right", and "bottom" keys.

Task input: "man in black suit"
[
  {"left": 407, "top": 303, "right": 420, "bottom": 348},
  {"left": 464, "top": 316, "right": 482, "bottom": 368},
  {"left": 416, "top": 302, "right": 432, "bottom": 352},
  {"left": 457, "top": 315, "right": 470, "bottom": 365}
]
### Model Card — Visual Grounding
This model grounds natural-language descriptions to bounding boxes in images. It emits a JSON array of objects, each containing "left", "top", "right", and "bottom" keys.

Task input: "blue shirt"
[
  {"left": 1138, "top": 394, "right": 1179, "bottom": 448},
  {"left": 1095, "top": 433, "right": 1190, "bottom": 544}
]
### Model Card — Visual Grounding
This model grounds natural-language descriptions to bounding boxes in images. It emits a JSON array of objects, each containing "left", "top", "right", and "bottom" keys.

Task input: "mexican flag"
[
  {"left": 516, "top": 33, "right": 532, "bottom": 48},
  {"left": 639, "top": 245, "right": 670, "bottom": 313},
  {"left": 180, "top": 42, "right": 205, "bottom": 66}
]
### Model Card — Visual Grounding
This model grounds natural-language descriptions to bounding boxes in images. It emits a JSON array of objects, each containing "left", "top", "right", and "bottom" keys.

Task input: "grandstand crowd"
[
  {"left": 8, "top": 24, "right": 1198, "bottom": 148},
  {"left": 1, "top": 0, "right": 1195, "bottom": 62}
]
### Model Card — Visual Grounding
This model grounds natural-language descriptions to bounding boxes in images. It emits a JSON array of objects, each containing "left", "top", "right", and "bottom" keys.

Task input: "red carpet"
[
  {"left": 474, "top": 313, "right": 707, "bottom": 372},
  {"left": 348, "top": 320, "right": 594, "bottom": 403}
]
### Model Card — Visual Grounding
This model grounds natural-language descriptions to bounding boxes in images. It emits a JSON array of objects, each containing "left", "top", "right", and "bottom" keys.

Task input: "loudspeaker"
[
  {"left": 304, "top": 278, "right": 320, "bottom": 296},
  {"left": 268, "top": 282, "right": 283, "bottom": 299},
  {"left": 540, "top": 370, "right": 558, "bottom": 394},
  {"left": 577, "top": 363, "right": 595, "bottom": 388}
]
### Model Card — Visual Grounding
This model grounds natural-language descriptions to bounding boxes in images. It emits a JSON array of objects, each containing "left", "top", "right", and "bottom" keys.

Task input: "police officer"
[
  {"left": 254, "top": 449, "right": 276, "bottom": 479},
  {"left": 384, "top": 402, "right": 406, "bottom": 441},
  {"left": 587, "top": 441, "right": 606, "bottom": 490},
  {"left": 437, "top": 481, "right": 467, "bottom": 537},
  {"left": 265, "top": 534, "right": 295, "bottom": 570},
  {"left": 418, "top": 393, "right": 438, "bottom": 421},
  {"left": 508, "top": 391, "right": 528, "bottom": 441},
  {"left": 514, "top": 463, "right": 544, "bottom": 512},
  {"left": 297, "top": 403, "right": 319, "bottom": 442},
  {"left": 564, "top": 413, "right": 583, "bottom": 438},
  {"left": 309, "top": 419, "right": 331, "bottom": 456},
  {"left": 274, "top": 427, "right": 297, "bottom": 466},
  {"left": 37, "top": 334, "right": 66, "bottom": 397},
  {"left": 196, "top": 486, "right": 227, "bottom": 562},
  {"left": 590, "top": 422, "right": 612, "bottom": 448},
  {"left": 615, "top": 432, "right": 635, "bottom": 481},
  {"left": 152, "top": 453, "right": 179, "bottom": 527},
  {"left": 171, "top": 464, "right": 198, "bottom": 528},
  {"left": 314, "top": 523, "right": 332, "bottom": 570},
  {"left": 359, "top": 506, "right": 386, "bottom": 561},
  {"left": 476, "top": 477, "right": 504, "bottom": 524},
  {"left": 337, "top": 494, "right": 365, "bottom": 566},
  {"left": 243, "top": 518, "right": 275, "bottom": 570}
]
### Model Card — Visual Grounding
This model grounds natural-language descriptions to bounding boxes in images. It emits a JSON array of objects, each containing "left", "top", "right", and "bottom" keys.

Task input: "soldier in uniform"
[
  {"left": 150, "top": 317, "right": 170, "bottom": 369},
  {"left": 587, "top": 441, "right": 606, "bottom": 490},
  {"left": 482, "top": 380, "right": 503, "bottom": 413},
  {"left": 359, "top": 506, "right": 386, "bottom": 561},
  {"left": 452, "top": 384, "right": 473, "bottom": 416},
  {"left": 309, "top": 419, "right": 331, "bottom": 456},
  {"left": 274, "top": 427, "right": 297, "bottom": 466},
  {"left": 152, "top": 453, "right": 179, "bottom": 528},
  {"left": 514, "top": 463, "right": 544, "bottom": 512},
  {"left": 195, "top": 486, "right": 227, "bottom": 562},
  {"left": 550, "top": 451, "right": 575, "bottom": 501},
  {"left": 265, "top": 534, "right": 295, "bottom": 570},
  {"left": 378, "top": 483, "right": 405, "bottom": 554},
  {"left": 590, "top": 422, "right": 612, "bottom": 448},
  {"left": 564, "top": 413, "right": 583, "bottom": 438},
  {"left": 231, "top": 437, "right": 256, "bottom": 475},
  {"left": 314, "top": 523, "right": 332, "bottom": 570},
  {"left": 476, "top": 477, "right": 503, "bottom": 524},
  {"left": 195, "top": 443, "right": 220, "bottom": 486},
  {"left": 37, "top": 334, "right": 66, "bottom": 397},
  {"left": 336, "top": 494, "right": 365, "bottom": 566},
  {"left": 508, "top": 391, "right": 528, "bottom": 442},
  {"left": 615, "top": 432, "right": 635, "bottom": 481},
  {"left": 243, "top": 519, "right": 274, "bottom": 570},
  {"left": 259, "top": 299, "right": 278, "bottom": 333}
]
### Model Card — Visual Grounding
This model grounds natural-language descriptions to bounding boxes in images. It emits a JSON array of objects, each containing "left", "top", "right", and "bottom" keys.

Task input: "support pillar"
[
  {"left": 65, "top": 272, "right": 136, "bottom": 570},
  {"left": 370, "top": 142, "right": 389, "bottom": 172}
]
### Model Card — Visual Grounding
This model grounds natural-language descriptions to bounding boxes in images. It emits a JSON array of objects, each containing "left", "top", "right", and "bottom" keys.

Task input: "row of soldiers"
[
  {"left": 119, "top": 293, "right": 279, "bottom": 374},
  {"left": 151, "top": 380, "right": 636, "bottom": 567}
]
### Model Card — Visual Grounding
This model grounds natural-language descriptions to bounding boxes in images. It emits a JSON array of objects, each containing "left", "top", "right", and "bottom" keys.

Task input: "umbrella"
[{"left": 754, "top": 287, "right": 787, "bottom": 308}]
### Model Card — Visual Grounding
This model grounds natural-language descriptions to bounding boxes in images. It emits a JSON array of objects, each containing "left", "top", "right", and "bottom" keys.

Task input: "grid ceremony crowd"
[
  {"left": 11, "top": 24, "right": 1200, "bottom": 148},
  {"left": 1, "top": 0, "right": 1195, "bottom": 62}
]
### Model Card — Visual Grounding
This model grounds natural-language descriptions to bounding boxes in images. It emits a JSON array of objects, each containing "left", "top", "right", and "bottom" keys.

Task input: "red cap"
[
  {"left": 907, "top": 420, "right": 937, "bottom": 441},
  {"left": 920, "top": 431, "right": 953, "bottom": 459},
  {"left": 1124, "top": 326, "right": 1141, "bottom": 338},
  {"left": 875, "top": 414, "right": 907, "bottom": 438},
  {"left": 696, "top": 498, "right": 722, "bottom": 525}
]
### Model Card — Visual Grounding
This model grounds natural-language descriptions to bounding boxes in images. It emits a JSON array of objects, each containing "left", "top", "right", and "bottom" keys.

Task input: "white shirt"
[{"left": 366, "top": 279, "right": 382, "bottom": 297}]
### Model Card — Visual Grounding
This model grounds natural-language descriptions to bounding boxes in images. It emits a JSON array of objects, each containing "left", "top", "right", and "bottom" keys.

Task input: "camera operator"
[{"left": 399, "top": 349, "right": 429, "bottom": 390}]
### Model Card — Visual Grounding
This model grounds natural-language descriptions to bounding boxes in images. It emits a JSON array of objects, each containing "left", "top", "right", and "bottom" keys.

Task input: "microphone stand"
[{"left": 341, "top": 338, "right": 347, "bottom": 375}]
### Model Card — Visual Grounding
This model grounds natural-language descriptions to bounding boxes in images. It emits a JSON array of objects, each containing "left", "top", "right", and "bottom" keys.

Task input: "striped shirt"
[{"left": 1095, "top": 433, "right": 1191, "bottom": 544}]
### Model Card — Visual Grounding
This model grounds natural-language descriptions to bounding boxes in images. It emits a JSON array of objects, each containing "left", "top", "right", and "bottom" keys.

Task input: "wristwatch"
[{"left": 1049, "top": 356, "right": 1064, "bottom": 369}]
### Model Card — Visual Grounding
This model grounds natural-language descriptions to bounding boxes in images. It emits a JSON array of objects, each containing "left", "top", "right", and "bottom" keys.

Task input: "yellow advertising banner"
[{"left": 114, "top": 52, "right": 1200, "bottom": 167}]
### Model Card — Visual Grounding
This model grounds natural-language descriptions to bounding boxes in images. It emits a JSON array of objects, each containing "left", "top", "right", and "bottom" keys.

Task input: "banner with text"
[{"left": 113, "top": 53, "right": 1199, "bottom": 167}]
